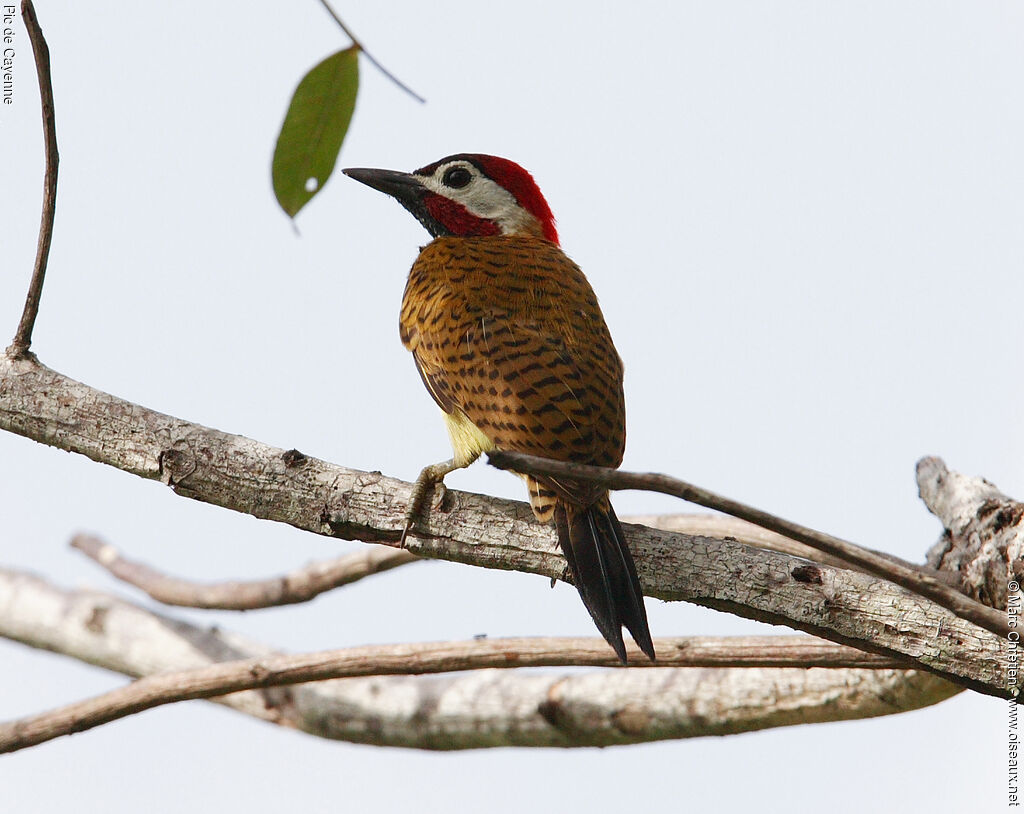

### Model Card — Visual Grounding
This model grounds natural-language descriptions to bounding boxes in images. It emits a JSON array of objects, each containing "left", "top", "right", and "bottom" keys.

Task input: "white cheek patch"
[{"left": 419, "top": 164, "right": 537, "bottom": 235}]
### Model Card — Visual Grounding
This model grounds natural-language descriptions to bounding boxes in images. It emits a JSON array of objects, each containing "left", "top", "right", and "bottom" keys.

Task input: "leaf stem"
[{"left": 317, "top": 0, "right": 425, "bottom": 104}]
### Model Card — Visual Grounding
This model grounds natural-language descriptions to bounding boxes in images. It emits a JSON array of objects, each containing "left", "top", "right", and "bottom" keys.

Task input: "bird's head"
[{"left": 343, "top": 154, "right": 558, "bottom": 245}]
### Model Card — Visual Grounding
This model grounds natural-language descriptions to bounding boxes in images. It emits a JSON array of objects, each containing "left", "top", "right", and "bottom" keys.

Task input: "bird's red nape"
[{"left": 466, "top": 155, "right": 559, "bottom": 245}]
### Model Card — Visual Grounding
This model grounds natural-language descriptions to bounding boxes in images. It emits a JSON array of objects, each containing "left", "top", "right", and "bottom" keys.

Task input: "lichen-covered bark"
[{"left": 918, "top": 456, "right": 1024, "bottom": 610}]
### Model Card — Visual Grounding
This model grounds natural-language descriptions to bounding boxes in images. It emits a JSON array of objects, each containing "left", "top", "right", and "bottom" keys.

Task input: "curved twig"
[
  {"left": 8, "top": 0, "right": 59, "bottom": 359},
  {"left": 0, "top": 632, "right": 910, "bottom": 754},
  {"left": 627, "top": 512, "right": 961, "bottom": 586},
  {"left": 70, "top": 533, "right": 418, "bottom": 609},
  {"left": 488, "top": 450, "right": 1007, "bottom": 638}
]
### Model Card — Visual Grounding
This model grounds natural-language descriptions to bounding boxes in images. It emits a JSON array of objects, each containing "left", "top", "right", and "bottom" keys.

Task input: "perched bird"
[{"left": 343, "top": 154, "right": 654, "bottom": 663}]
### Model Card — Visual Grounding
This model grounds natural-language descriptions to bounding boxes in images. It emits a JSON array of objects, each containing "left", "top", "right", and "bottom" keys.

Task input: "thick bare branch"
[
  {"left": 0, "top": 567, "right": 958, "bottom": 752},
  {"left": 488, "top": 450, "right": 1006, "bottom": 637},
  {"left": 70, "top": 533, "right": 418, "bottom": 609},
  {"left": 0, "top": 355, "right": 1007, "bottom": 697},
  {"left": 8, "top": 0, "right": 59, "bottom": 359}
]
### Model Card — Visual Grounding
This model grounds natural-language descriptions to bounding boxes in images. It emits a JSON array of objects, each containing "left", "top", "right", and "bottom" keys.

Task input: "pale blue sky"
[{"left": 2, "top": 2, "right": 1022, "bottom": 811}]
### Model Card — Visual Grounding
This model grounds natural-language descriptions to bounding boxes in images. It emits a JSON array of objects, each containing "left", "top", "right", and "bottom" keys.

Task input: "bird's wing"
[{"left": 410, "top": 350, "right": 459, "bottom": 415}]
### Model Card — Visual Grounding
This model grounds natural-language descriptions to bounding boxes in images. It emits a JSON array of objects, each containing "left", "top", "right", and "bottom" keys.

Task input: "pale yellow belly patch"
[{"left": 443, "top": 410, "right": 495, "bottom": 466}]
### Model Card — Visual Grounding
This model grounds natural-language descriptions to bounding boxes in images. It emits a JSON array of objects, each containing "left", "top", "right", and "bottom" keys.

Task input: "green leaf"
[{"left": 272, "top": 46, "right": 360, "bottom": 218}]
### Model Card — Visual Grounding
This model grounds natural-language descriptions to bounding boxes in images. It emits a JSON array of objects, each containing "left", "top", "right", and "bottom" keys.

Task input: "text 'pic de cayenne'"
[{"left": 344, "top": 154, "right": 655, "bottom": 663}]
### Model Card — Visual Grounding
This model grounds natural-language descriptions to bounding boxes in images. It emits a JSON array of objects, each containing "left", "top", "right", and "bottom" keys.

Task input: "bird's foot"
[{"left": 400, "top": 458, "right": 458, "bottom": 547}]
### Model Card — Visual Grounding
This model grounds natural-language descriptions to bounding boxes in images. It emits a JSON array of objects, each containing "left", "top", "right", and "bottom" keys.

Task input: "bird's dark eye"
[{"left": 442, "top": 166, "right": 472, "bottom": 189}]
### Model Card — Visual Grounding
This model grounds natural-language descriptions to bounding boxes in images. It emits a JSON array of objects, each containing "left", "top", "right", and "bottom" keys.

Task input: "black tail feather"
[{"left": 554, "top": 498, "right": 655, "bottom": 664}]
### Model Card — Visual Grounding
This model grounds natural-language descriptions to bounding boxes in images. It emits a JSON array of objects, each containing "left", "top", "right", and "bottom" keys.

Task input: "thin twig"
[
  {"left": 7, "top": 0, "right": 59, "bottom": 359},
  {"left": 71, "top": 533, "right": 418, "bottom": 609},
  {"left": 487, "top": 450, "right": 1007, "bottom": 637},
  {"left": 317, "top": 0, "right": 425, "bottom": 103},
  {"left": 627, "top": 513, "right": 961, "bottom": 587},
  {"left": 0, "top": 635, "right": 907, "bottom": 754}
]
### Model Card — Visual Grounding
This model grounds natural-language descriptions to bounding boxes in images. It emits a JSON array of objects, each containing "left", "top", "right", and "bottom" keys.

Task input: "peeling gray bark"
[
  {"left": 918, "top": 456, "right": 1024, "bottom": 610},
  {"left": 0, "top": 355, "right": 1008, "bottom": 697}
]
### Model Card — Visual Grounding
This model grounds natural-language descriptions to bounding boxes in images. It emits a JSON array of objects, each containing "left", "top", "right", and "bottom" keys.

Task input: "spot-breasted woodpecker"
[{"left": 343, "top": 154, "right": 655, "bottom": 663}]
